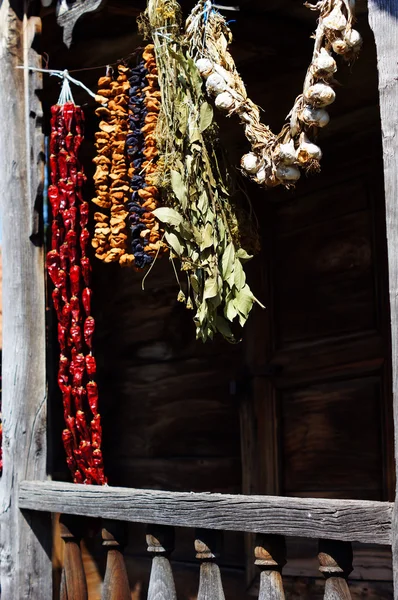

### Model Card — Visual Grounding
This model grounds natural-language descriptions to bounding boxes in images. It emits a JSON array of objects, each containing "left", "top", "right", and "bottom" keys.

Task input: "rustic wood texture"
[
  {"left": 368, "top": 2, "right": 398, "bottom": 598},
  {"left": 318, "top": 540, "right": 353, "bottom": 600},
  {"left": 0, "top": 2, "right": 52, "bottom": 598},
  {"left": 57, "top": 0, "right": 105, "bottom": 47},
  {"left": 195, "top": 530, "right": 225, "bottom": 600},
  {"left": 255, "top": 535, "right": 286, "bottom": 600},
  {"left": 147, "top": 525, "right": 177, "bottom": 600},
  {"left": 60, "top": 515, "right": 88, "bottom": 600},
  {"left": 102, "top": 520, "right": 131, "bottom": 600},
  {"left": 19, "top": 480, "right": 393, "bottom": 544}
]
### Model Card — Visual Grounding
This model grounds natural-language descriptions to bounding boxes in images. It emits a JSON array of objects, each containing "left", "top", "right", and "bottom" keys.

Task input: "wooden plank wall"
[{"left": 41, "top": 0, "right": 394, "bottom": 597}]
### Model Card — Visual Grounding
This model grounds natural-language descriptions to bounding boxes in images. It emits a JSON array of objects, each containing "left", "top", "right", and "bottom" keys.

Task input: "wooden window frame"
[{"left": 1, "top": 0, "right": 398, "bottom": 597}]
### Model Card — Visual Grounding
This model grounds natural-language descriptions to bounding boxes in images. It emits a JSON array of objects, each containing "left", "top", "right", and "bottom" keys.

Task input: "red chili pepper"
[
  {"left": 72, "top": 386, "right": 86, "bottom": 411},
  {"left": 86, "top": 381, "right": 98, "bottom": 415},
  {"left": 85, "top": 354, "right": 96, "bottom": 377},
  {"left": 97, "top": 469, "right": 107, "bottom": 485},
  {"left": 79, "top": 440, "right": 93, "bottom": 466},
  {"left": 70, "top": 323, "right": 82, "bottom": 350},
  {"left": 81, "top": 257, "right": 91, "bottom": 287},
  {"left": 52, "top": 287, "right": 61, "bottom": 314},
  {"left": 49, "top": 155, "right": 58, "bottom": 184},
  {"left": 82, "top": 287, "right": 92, "bottom": 316},
  {"left": 84, "top": 316, "right": 95, "bottom": 349},
  {"left": 74, "top": 470, "right": 84, "bottom": 484},
  {"left": 60, "top": 303, "right": 70, "bottom": 328},
  {"left": 48, "top": 185, "right": 60, "bottom": 217},
  {"left": 58, "top": 323, "right": 67, "bottom": 352},
  {"left": 70, "top": 265, "right": 81, "bottom": 297},
  {"left": 76, "top": 410, "right": 90, "bottom": 441},
  {"left": 63, "top": 102, "right": 76, "bottom": 133},
  {"left": 80, "top": 202, "right": 89, "bottom": 228},
  {"left": 62, "top": 429, "right": 75, "bottom": 458},
  {"left": 76, "top": 171, "right": 87, "bottom": 188},
  {"left": 57, "top": 270, "right": 68, "bottom": 303},
  {"left": 70, "top": 295, "right": 80, "bottom": 323},
  {"left": 59, "top": 354, "right": 69, "bottom": 375},
  {"left": 68, "top": 155, "right": 77, "bottom": 185},
  {"left": 59, "top": 243, "right": 69, "bottom": 271},
  {"left": 62, "top": 385, "right": 72, "bottom": 417},
  {"left": 46, "top": 250, "right": 60, "bottom": 287},
  {"left": 51, "top": 221, "right": 64, "bottom": 251},
  {"left": 65, "top": 132, "right": 74, "bottom": 152},
  {"left": 91, "top": 414, "right": 102, "bottom": 449},
  {"left": 58, "top": 369, "right": 69, "bottom": 392},
  {"left": 58, "top": 149, "right": 69, "bottom": 180},
  {"left": 50, "top": 132, "right": 59, "bottom": 155},
  {"left": 71, "top": 355, "right": 85, "bottom": 387},
  {"left": 80, "top": 228, "right": 90, "bottom": 255},
  {"left": 74, "top": 134, "right": 83, "bottom": 156},
  {"left": 92, "top": 448, "right": 103, "bottom": 468}
]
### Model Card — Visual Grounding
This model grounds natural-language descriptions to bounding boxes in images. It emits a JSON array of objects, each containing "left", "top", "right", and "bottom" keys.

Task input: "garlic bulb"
[
  {"left": 275, "top": 165, "right": 301, "bottom": 183},
  {"left": 215, "top": 91, "right": 235, "bottom": 111},
  {"left": 332, "top": 38, "right": 348, "bottom": 54},
  {"left": 213, "top": 64, "right": 235, "bottom": 88},
  {"left": 312, "top": 48, "right": 337, "bottom": 75},
  {"left": 195, "top": 58, "right": 214, "bottom": 78},
  {"left": 345, "top": 28, "right": 363, "bottom": 49},
  {"left": 206, "top": 73, "right": 227, "bottom": 96},
  {"left": 241, "top": 152, "right": 260, "bottom": 174},
  {"left": 296, "top": 133, "right": 322, "bottom": 164},
  {"left": 305, "top": 83, "right": 336, "bottom": 107},
  {"left": 323, "top": 4, "right": 347, "bottom": 31},
  {"left": 301, "top": 106, "right": 330, "bottom": 128},
  {"left": 254, "top": 166, "right": 267, "bottom": 184},
  {"left": 276, "top": 139, "right": 296, "bottom": 165}
]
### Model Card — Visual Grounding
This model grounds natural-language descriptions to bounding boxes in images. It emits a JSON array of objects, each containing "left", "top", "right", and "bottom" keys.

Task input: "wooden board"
[
  {"left": 368, "top": 2, "right": 398, "bottom": 598},
  {"left": 19, "top": 481, "right": 393, "bottom": 544},
  {"left": 0, "top": 2, "right": 52, "bottom": 597}
]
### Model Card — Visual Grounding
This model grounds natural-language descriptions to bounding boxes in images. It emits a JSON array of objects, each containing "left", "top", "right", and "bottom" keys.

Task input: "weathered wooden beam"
[
  {"left": 57, "top": 0, "right": 105, "bottom": 47},
  {"left": 18, "top": 481, "right": 393, "bottom": 544},
  {"left": 0, "top": 1, "right": 51, "bottom": 598},
  {"left": 368, "top": 2, "right": 398, "bottom": 598}
]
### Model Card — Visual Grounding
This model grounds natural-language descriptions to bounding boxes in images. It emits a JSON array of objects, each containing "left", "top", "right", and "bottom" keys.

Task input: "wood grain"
[
  {"left": 147, "top": 525, "right": 177, "bottom": 600},
  {"left": 57, "top": 0, "right": 105, "bottom": 47},
  {"left": 0, "top": 3, "right": 51, "bottom": 598},
  {"left": 368, "top": 2, "right": 398, "bottom": 598},
  {"left": 318, "top": 540, "right": 353, "bottom": 600},
  {"left": 255, "top": 535, "right": 286, "bottom": 600},
  {"left": 59, "top": 515, "right": 88, "bottom": 600},
  {"left": 19, "top": 480, "right": 393, "bottom": 544},
  {"left": 102, "top": 520, "right": 131, "bottom": 600}
]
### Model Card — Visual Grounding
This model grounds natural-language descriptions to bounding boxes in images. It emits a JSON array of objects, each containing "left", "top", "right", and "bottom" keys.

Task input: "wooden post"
[
  {"left": 255, "top": 534, "right": 286, "bottom": 600},
  {"left": 60, "top": 515, "right": 88, "bottom": 600},
  {"left": 195, "top": 529, "right": 225, "bottom": 600},
  {"left": 318, "top": 539, "right": 353, "bottom": 600},
  {"left": 368, "top": 2, "right": 398, "bottom": 598},
  {"left": 146, "top": 524, "right": 177, "bottom": 600},
  {"left": 0, "top": 0, "right": 51, "bottom": 597},
  {"left": 102, "top": 519, "right": 131, "bottom": 600}
]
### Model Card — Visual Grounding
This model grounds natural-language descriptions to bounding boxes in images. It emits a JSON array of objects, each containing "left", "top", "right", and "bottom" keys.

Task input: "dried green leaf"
[
  {"left": 233, "top": 258, "right": 245, "bottom": 290},
  {"left": 199, "top": 102, "right": 214, "bottom": 133},
  {"left": 236, "top": 248, "right": 253, "bottom": 262},
  {"left": 164, "top": 231, "right": 183, "bottom": 256},
  {"left": 170, "top": 170, "right": 187, "bottom": 209},
  {"left": 221, "top": 242, "right": 235, "bottom": 283},
  {"left": 201, "top": 222, "right": 213, "bottom": 250},
  {"left": 153, "top": 207, "right": 184, "bottom": 227},
  {"left": 203, "top": 276, "right": 219, "bottom": 300}
]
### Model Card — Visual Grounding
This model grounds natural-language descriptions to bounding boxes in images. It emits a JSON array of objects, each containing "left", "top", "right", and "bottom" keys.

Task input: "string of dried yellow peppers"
[
  {"left": 92, "top": 50, "right": 166, "bottom": 268},
  {"left": 186, "top": 0, "right": 362, "bottom": 187},
  {"left": 46, "top": 86, "right": 106, "bottom": 484}
]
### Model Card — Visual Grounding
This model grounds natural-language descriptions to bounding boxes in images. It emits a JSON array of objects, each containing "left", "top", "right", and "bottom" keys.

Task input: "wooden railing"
[{"left": 19, "top": 480, "right": 393, "bottom": 599}]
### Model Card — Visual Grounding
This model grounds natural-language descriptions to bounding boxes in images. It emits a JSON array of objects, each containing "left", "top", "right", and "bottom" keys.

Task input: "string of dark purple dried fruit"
[
  {"left": 126, "top": 44, "right": 166, "bottom": 269},
  {"left": 47, "top": 101, "right": 106, "bottom": 485}
]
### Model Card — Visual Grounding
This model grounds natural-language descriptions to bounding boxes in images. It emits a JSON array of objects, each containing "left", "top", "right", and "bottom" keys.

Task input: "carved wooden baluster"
[
  {"left": 318, "top": 540, "right": 353, "bottom": 600},
  {"left": 195, "top": 529, "right": 225, "bottom": 600},
  {"left": 59, "top": 514, "right": 88, "bottom": 600},
  {"left": 147, "top": 525, "right": 177, "bottom": 600},
  {"left": 255, "top": 534, "right": 286, "bottom": 600},
  {"left": 101, "top": 519, "right": 131, "bottom": 600}
]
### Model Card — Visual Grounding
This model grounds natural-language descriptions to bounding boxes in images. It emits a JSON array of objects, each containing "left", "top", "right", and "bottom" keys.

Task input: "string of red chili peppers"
[{"left": 46, "top": 99, "right": 107, "bottom": 485}]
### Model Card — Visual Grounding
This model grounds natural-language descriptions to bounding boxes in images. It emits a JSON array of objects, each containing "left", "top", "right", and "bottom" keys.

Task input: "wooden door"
[{"left": 244, "top": 134, "right": 394, "bottom": 504}]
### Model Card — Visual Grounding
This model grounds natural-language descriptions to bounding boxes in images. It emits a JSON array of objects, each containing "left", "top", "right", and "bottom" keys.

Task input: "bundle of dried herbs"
[{"left": 138, "top": 0, "right": 262, "bottom": 342}]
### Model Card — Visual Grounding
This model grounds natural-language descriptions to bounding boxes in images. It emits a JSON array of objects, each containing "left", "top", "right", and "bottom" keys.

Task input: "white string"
[{"left": 16, "top": 66, "right": 101, "bottom": 104}]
